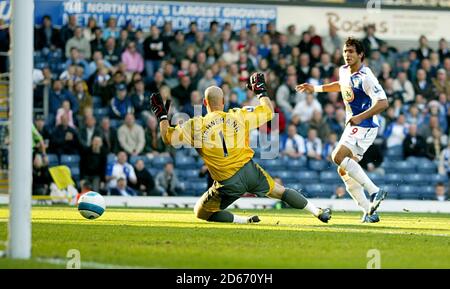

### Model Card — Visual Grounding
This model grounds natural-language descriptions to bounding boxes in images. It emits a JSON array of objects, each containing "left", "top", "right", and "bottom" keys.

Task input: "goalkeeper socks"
[
  {"left": 207, "top": 211, "right": 234, "bottom": 223},
  {"left": 339, "top": 157, "right": 379, "bottom": 195},
  {"left": 282, "top": 188, "right": 320, "bottom": 216},
  {"left": 339, "top": 170, "right": 370, "bottom": 214}
]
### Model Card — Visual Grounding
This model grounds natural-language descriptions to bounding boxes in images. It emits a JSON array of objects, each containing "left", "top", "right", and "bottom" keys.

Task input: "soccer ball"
[{"left": 77, "top": 191, "right": 106, "bottom": 220}]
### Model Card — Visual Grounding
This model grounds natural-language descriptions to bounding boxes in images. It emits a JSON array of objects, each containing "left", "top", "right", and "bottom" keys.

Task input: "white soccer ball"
[{"left": 77, "top": 191, "right": 106, "bottom": 220}]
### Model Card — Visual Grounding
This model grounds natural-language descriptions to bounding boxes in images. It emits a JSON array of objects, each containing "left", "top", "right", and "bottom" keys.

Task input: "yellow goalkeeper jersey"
[{"left": 165, "top": 104, "right": 273, "bottom": 181}]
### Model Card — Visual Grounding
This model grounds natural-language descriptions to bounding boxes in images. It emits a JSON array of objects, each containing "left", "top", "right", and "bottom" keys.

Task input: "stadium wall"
[{"left": 0, "top": 195, "right": 449, "bottom": 213}]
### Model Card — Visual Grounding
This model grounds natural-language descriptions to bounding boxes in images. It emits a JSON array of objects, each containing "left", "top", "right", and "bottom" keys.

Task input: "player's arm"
[
  {"left": 347, "top": 75, "right": 389, "bottom": 126},
  {"left": 295, "top": 81, "right": 341, "bottom": 94},
  {"left": 244, "top": 72, "right": 274, "bottom": 129},
  {"left": 151, "top": 92, "right": 194, "bottom": 147}
]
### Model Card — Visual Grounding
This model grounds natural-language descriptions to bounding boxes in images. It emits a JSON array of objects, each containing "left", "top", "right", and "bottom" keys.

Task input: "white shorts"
[{"left": 337, "top": 125, "right": 378, "bottom": 161}]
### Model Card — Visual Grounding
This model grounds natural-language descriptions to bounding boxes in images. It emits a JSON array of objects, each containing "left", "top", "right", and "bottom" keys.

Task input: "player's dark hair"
[{"left": 345, "top": 37, "right": 365, "bottom": 62}]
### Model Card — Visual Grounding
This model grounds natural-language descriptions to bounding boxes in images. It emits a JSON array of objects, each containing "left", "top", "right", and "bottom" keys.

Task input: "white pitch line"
[{"left": 35, "top": 257, "right": 157, "bottom": 269}]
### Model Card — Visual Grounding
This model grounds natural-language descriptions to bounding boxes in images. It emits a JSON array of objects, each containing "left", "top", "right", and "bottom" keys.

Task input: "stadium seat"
[
  {"left": 276, "top": 171, "right": 298, "bottom": 184},
  {"left": 284, "top": 157, "right": 307, "bottom": 169},
  {"left": 419, "top": 186, "right": 435, "bottom": 200},
  {"left": 392, "top": 161, "right": 416, "bottom": 174},
  {"left": 429, "top": 174, "right": 448, "bottom": 185},
  {"left": 367, "top": 173, "right": 385, "bottom": 185},
  {"left": 70, "top": 166, "right": 80, "bottom": 181},
  {"left": 296, "top": 171, "right": 319, "bottom": 184},
  {"left": 259, "top": 158, "right": 284, "bottom": 171},
  {"left": 60, "top": 154, "right": 80, "bottom": 167},
  {"left": 179, "top": 169, "right": 200, "bottom": 179},
  {"left": 110, "top": 119, "right": 123, "bottom": 129},
  {"left": 107, "top": 153, "right": 116, "bottom": 164},
  {"left": 398, "top": 185, "right": 420, "bottom": 200},
  {"left": 47, "top": 154, "right": 59, "bottom": 167},
  {"left": 94, "top": 108, "right": 109, "bottom": 119},
  {"left": 148, "top": 168, "right": 158, "bottom": 177},
  {"left": 383, "top": 184, "right": 400, "bottom": 199},
  {"left": 308, "top": 159, "right": 329, "bottom": 171},
  {"left": 404, "top": 173, "right": 428, "bottom": 186},
  {"left": 417, "top": 159, "right": 437, "bottom": 174},
  {"left": 92, "top": 96, "right": 102, "bottom": 109},
  {"left": 305, "top": 184, "right": 333, "bottom": 198},
  {"left": 152, "top": 156, "right": 173, "bottom": 169},
  {"left": 175, "top": 156, "right": 197, "bottom": 169},
  {"left": 386, "top": 145, "right": 403, "bottom": 161},
  {"left": 385, "top": 173, "right": 404, "bottom": 185},
  {"left": 129, "top": 155, "right": 145, "bottom": 165},
  {"left": 320, "top": 171, "right": 341, "bottom": 184},
  {"left": 190, "top": 182, "right": 208, "bottom": 195},
  {"left": 285, "top": 183, "right": 305, "bottom": 192}
]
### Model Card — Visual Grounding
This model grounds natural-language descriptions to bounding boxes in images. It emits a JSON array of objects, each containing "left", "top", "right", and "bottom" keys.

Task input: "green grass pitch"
[{"left": 0, "top": 206, "right": 449, "bottom": 268}]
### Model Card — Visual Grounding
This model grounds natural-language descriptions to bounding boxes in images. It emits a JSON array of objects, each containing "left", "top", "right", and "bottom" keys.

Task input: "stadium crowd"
[{"left": 0, "top": 15, "right": 448, "bottom": 200}]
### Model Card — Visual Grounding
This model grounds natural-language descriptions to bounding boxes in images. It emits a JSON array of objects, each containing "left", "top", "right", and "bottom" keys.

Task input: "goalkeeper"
[{"left": 151, "top": 72, "right": 332, "bottom": 224}]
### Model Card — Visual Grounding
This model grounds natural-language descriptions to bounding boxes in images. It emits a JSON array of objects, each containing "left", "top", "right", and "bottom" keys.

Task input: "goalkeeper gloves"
[
  {"left": 150, "top": 92, "right": 171, "bottom": 122},
  {"left": 247, "top": 72, "right": 268, "bottom": 98}
]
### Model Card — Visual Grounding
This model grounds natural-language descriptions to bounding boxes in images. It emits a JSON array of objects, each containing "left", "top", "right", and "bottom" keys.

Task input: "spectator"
[
  {"left": 106, "top": 151, "right": 137, "bottom": 189},
  {"left": 82, "top": 17, "right": 97, "bottom": 42},
  {"left": 286, "top": 25, "right": 300, "bottom": 48},
  {"left": 73, "top": 80, "right": 92, "bottom": 117},
  {"left": 318, "top": 52, "right": 335, "bottom": 79},
  {"left": 322, "top": 20, "right": 341, "bottom": 55},
  {"left": 60, "top": 14, "right": 77, "bottom": 46},
  {"left": 432, "top": 68, "right": 450, "bottom": 97},
  {"left": 55, "top": 100, "right": 76, "bottom": 128},
  {"left": 103, "top": 17, "right": 120, "bottom": 40},
  {"left": 403, "top": 124, "right": 427, "bottom": 159},
  {"left": 117, "top": 29, "right": 130, "bottom": 53},
  {"left": 309, "top": 110, "right": 331, "bottom": 142},
  {"left": 99, "top": 117, "right": 120, "bottom": 154},
  {"left": 305, "top": 128, "right": 322, "bottom": 160},
  {"left": 64, "top": 47, "right": 89, "bottom": 79},
  {"left": 121, "top": 41, "right": 144, "bottom": 74},
  {"left": 222, "top": 41, "right": 240, "bottom": 65},
  {"left": 182, "top": 91, "right": 207, "bottom": 118},
  {"left": 49, "top": 80, "right": 79, "bottom": 116},
  {"left": 438, "top": 38, "right": 450, "bottom": 63},
  {"left": 298, "top": 31, "right": 312, "bottom": 56},
  {"left": 282, "top": 124, "right": 305, "bottom": 159},
  {"left": 331, "top": 186, "right": 346, "bottom": 199},
  {"left": 292, "top": 93, "right": 323, "bottom": 123},
  {"left": 172, "top": 75, "right": 194, "bottom": 107},
  {"left": 197, "top": 69, "right": 217, "bottom": 97},
  {"left": 147, "top": 71, "right": 167, "bottom": 93},
  {"left": 80, "top": 136, "right": 107, "bottom": 192},
  {"left": 79, "top": 115, "right": 101, "bottom": 149},
  {"left": 362, "top": 24, "right": 384, "bottom": 55},
  {"left": 90, "top": 27, "right": 105, "bottom": 53},
  {"left": 110, "top": 83, "right": 134, "bottom": 119},
  {"left": 435, "top": 183, "right": 448, "bottom": 202},
  {"left": 143, "top": 115, "right": 169, "bottom": 158},
  {"left": 393, "top": 71, "right": 415, "bottom": 104},
  {"left": 322, "top": 132, "right": 338, "bottom": 162},
  {"left": 50, "top": 114, "right": 80, "bottom": 155},
  {"left": 297, "top": 53, "right": 312, "bottom": 84},
  {"left": 257, "top": 33, "right": 272, "bottom": 59},
  {"left": 34, "top": 15, "right": 62, "bottom": 51},
  {"left": 129, "top": 159, "right": 156, "bottom": 196},
  {"left": 419, "top": 115, "right": 441, "bottom": 141},
  {"left": 405, "top": 104, "right": 424, "bottom": 126},
  {"left": 169, "top": 30, "right": 188, "bottom": 65},
  {"left": 117, "top": 113, "right": 145, "bottom": 156},
  {"left": 438, "top": 142, "right": 450, "bottom": 178},
  {"left": 65, "top": 26, "right": 91, "bottom": 60},
  {"left": 143, "top": 25, "right": 167, "bottom": 80},
  {"left": 426, "top": 128, "right": 447, "bottom": 161},
  {"left": 32, "top": 154, "right": 51, "bottom": 195},
  {"left": 385, "top": 114, "right": 408, "bottom": 148},
  {"left": 130, "top": 79, "right": 151, "bottom": 120},
  {"left": 155, "top": 163, "right": 183, "bottom": 196},
  {"left": 102, "top": 37, "right": 121, "bottom": 66},
  {"left": 110, "top": 177, "right": 138, "bottom": 196},
  {"left": 276, "top": 74, "right": 305, "bottom": 117},
  {"left": 416, "top": 35, "right": 433, "bottom": 60}
]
